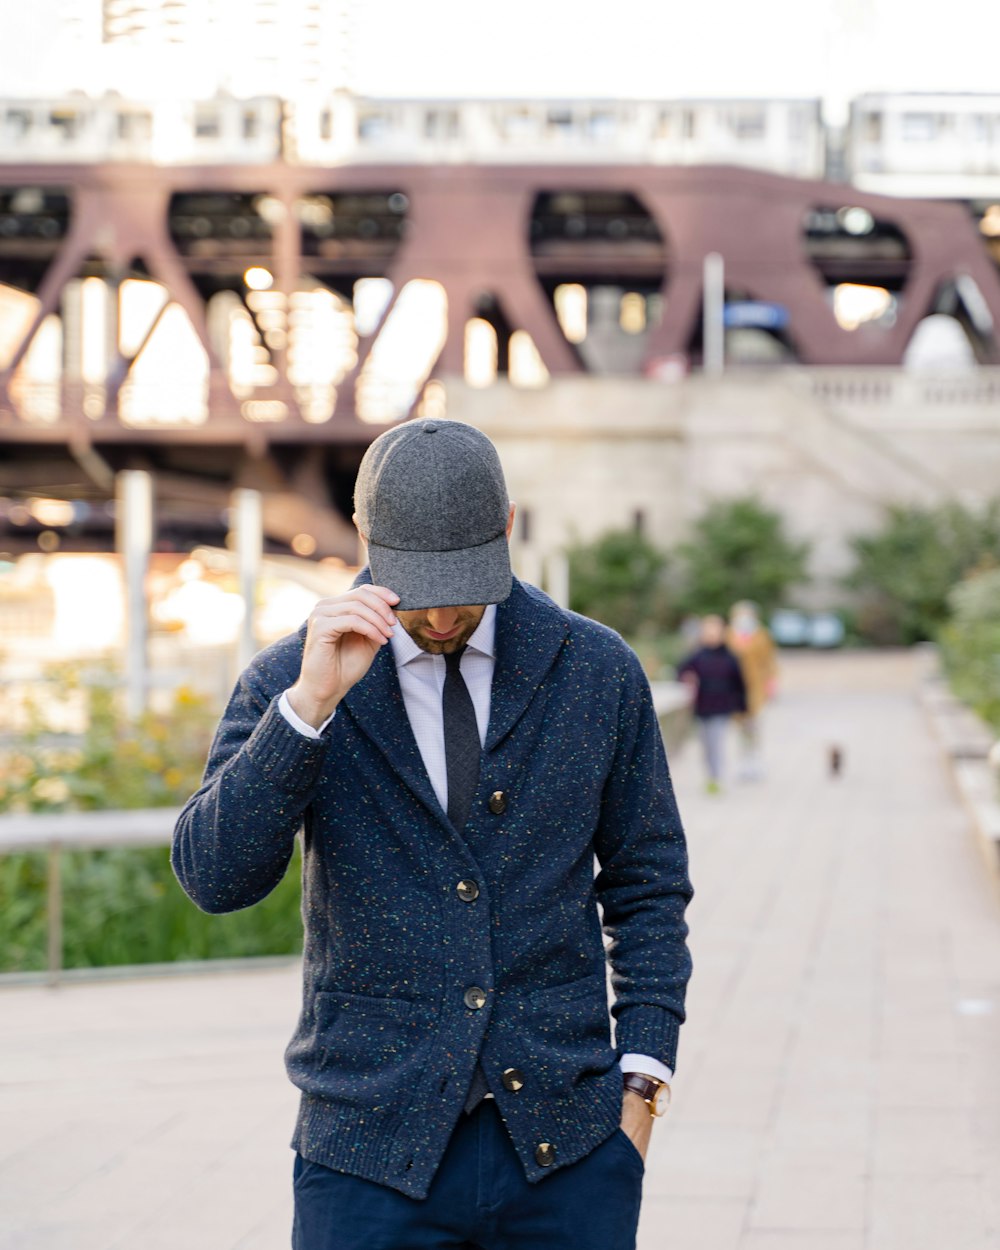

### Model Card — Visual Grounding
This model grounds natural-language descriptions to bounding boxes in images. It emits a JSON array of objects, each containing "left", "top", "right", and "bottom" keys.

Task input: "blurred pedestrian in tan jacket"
[{"left": 726, "top": 600, "right": 778, "bottom": 780}]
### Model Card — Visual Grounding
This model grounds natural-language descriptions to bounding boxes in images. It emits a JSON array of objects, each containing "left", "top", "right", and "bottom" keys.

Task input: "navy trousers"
[{"left": 291, "top": 1097, "right": 645, "bottom": 1250}]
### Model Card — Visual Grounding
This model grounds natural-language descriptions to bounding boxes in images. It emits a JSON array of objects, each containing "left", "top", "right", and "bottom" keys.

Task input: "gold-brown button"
[
  {"left": 463, "top": 986, "right": 487, "bottom": 1010},
  {"left": 488, "top": 790, "right": 507, "bottom": 815},
  {"left": 535, "top": 1141, "right": 556, "bottom": 1166},
  {"left": 501, "top": 1067, "right": 525, "bottom": 1092},
  {"left": 456, "top": 879, "right": 480, "bottom": 902}
]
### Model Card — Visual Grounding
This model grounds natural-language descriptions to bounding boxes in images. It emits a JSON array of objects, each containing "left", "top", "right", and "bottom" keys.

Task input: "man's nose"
[{"left": 427, "top": 607, "right": 459, "bottom": 631}]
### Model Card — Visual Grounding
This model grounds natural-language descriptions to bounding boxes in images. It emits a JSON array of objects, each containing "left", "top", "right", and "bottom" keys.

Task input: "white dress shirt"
[{"left": 278, "top": 603, "right": 672, "bottom": 1089}]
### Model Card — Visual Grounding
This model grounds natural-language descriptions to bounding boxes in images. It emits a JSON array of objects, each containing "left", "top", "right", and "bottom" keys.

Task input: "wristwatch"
[{"left": 622, "top": 1071, "right": 671, "bottom": 1117}]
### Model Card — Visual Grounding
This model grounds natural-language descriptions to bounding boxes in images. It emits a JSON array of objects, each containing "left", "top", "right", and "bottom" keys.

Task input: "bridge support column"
[
  {"left": 232, "top": 487, "right": 263, "bottom": 669},
  {"left": 115, "top": 469, "right": 153, "bottom": 722}
]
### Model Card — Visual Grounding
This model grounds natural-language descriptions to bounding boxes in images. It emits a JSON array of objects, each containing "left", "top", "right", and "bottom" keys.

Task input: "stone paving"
[{"left": 2, "top": 649, "right": 999, "bottom": 1249}]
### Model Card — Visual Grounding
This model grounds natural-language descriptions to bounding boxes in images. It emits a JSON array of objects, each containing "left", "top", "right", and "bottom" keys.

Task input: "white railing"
[{"left": 0, "top": 807, "right": 180, "bottom": 985}]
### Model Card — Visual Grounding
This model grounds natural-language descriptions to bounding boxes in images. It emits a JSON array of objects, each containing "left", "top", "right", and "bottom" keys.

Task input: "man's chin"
[{"left": 417, "top": 634, "right": 468, "bottom": 655}]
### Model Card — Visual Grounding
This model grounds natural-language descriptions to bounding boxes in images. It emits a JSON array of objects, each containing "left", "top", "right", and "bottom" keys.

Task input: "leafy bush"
[
  {"left": 937, "top": 567, "right": 1000, "bottom": 733},
  {"left": 672, "top": 496, "right": 810, "bottom": 618},
  {"left": 0, "top": 663, "right": 215, "bottom": 813},
  {"left": 0, "top": 842, "right": 304, "bottom": 974},
  {"left": 0, "top": 663, "right": 304, "bottom": 974},
  {"left": 845, "top": 500, "right": 1000, "bottom": 645},
  {"left": 567, "top": 528, "right": 672, "bottom": 636}
]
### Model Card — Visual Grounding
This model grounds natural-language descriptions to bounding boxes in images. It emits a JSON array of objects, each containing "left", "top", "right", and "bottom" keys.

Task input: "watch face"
[{"left": 651, "top": 1084, "right": 671, "bottom": 1116}]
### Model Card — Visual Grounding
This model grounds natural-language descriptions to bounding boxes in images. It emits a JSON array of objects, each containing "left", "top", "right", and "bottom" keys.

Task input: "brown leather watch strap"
[
  {"left": 622, "top": 1072, "right": 661, "bottom": 1102},
  {"left": 622, "top": 1071, "right": 671, "bottom": 1115}
]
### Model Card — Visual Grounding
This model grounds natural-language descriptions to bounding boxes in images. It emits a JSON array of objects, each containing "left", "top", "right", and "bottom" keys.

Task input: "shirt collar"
[{"left": 390, "top": 602, "right": 497, "bottom": 668}]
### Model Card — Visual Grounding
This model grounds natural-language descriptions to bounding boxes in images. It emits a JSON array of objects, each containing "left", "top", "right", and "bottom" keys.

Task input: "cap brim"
[{"left": 367, "top": 532, "right": 513, "bottom": 611}]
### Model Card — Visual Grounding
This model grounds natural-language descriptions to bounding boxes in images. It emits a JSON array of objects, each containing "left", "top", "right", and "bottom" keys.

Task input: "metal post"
[
  {"left": 232, "top": 488, "right": 263, "bottom": 669},
  {"left": 703, "top": 252, "right": 725, "bottom": 377},
  {"left": 115, "top": 469, "right": 153, "bottom": 721},
  {"left": 546, "top": 550, "right": 570, "bottom": 609},
  {"left": 46, "top": 841, "right": 62, "bottom": 988}
]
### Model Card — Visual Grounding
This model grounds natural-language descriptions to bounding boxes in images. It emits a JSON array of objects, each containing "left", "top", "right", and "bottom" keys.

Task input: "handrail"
[{"left": 0, "top": 807, "right": 181, "bottom": 987}]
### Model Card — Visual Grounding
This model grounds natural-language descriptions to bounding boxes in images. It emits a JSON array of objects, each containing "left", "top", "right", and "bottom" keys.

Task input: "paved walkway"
[{"left": 2, "top": 650, "right": 999, "bottom": 1249}]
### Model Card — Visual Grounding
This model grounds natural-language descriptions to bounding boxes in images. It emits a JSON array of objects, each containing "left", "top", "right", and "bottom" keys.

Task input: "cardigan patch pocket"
[
  {"left": 526, "top": 970, "right": 617, "bottom": 1096},
  {"left": 314, "top": 989, "right": 436, "bottom": 1108}
]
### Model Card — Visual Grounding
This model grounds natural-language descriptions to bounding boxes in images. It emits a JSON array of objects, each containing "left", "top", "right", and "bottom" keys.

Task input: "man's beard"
[{"left": 401, "top": 610, "right": 484, "bottom": 655}]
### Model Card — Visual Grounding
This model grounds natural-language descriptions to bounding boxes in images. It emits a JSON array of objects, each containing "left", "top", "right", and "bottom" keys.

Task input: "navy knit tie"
[
  {"left": 442, "top": 646, "right": 490, "bottom": 1113},
  {"left": 443, "top": 647, "right": 480, "bottom": 832}
]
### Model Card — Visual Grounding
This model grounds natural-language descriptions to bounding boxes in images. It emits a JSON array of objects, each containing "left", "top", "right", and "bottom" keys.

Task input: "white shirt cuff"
[
  {"left": 278, "top": 688, "right": 335, "bottom": 739},
  {"left": 619, "top": 1053, "right": 673, "bottom": 1085}
]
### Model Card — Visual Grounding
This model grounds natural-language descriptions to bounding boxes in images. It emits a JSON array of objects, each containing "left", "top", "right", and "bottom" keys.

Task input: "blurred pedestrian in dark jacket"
[{"left": 677, "top": 615, "right": 747, "bottom": 793}]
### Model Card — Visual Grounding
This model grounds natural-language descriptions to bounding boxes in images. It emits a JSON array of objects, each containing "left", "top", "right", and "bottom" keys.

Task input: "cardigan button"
[
  {"left": 488, "top": 790, "right": 507, "bottom": 815},
  {"left": 456, "top": 879, "right": 480, "bottom": 902},
  {"left": 501, "top": 1067, "right": 525, "bottom": 1092},
  {"left": 463, "top": 986, "right": 487, "bottom": 1010},
  {"left": 535, "top": 1141, "right": 556, "bottom": 1166}
]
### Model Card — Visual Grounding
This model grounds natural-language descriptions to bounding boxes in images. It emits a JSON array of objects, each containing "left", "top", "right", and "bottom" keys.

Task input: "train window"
[
  {"left": 6, "top": 109, "right": 32, "bottom": 136},
  {"left": 49, "top": 111, "right": 78, "bottom": 141},
  {"left": 425, "top": 109, "right": 460, "bottom": 140},
  {"left": 732, "top": 109, "right": 766, "bottom": 140},
  {"left": 682, "top": 109, "right": 697, "bottom": 140},
  {"left": 358, "top": 112, "right": 391, "bottom": 142},
  {"left": 194, "top": 110, "right": 221, "bottom": 140},
  {"left": 864, "top": 112, "right": 882, "bottom": 143},
  {"left": 901, "top": 113, "right": 941, "bottom": 142}
]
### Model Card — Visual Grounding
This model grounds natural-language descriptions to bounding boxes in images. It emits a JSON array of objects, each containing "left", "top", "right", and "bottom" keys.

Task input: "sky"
[{"left": 2, "top": 0, "right": 998, "bottom": 124}]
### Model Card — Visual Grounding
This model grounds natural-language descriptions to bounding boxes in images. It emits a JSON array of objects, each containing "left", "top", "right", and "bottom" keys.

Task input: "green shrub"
[
  {"left": 845, "top": 500, "right": 1000, "bottom": 645},
  {"left": 0, "top": 842, "right": 304, "bottom": 974},
  {"left": 567, "top": 528, "right": 672, "bottom": 637},
  {"left": 0, "top": 662, "right": 215, "bottom": 814},
  {"left": 937, "top": 567, "right": 1000, "bottom": 733},
  {"left": 0, "top": 663, "right": 304, "bottom": 974},
  {"left": 673, "top": 496, "right": 810, "bottom": 618}
]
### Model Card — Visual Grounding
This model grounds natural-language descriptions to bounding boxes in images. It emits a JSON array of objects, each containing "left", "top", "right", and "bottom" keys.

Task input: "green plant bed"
[
  {"left": 937, "top": 567, "right": 1000, "bottom": 734},
  {"left": 0, "top": 840, "right": 304, "bottom": 975}
]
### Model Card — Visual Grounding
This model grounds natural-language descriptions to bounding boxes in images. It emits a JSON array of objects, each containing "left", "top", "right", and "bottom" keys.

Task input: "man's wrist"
[
  {"left": 284, "top": 685, "right": 339, "bottom": 732},
  {"left": 619, "top": 1053, "right": 673, "bottom": 1086},
  {"left": 280, "top": 688, "right": 337, "bottom": 737}
]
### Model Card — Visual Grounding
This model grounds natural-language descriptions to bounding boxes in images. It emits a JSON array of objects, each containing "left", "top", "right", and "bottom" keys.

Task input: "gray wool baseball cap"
[{"left": 354, "top": 418, "right": 513, "bottom": 611}]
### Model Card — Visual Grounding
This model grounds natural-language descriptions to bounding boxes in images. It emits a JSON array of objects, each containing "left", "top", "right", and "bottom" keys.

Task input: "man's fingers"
[
  {"left": 311, "top": 603, "right": 394, "bottom": 642},
  {"left": 315, "top": 612, "right": 390, "bottom": 647},
  {"left": 364, "top": 584, "right": 401, "bottom": 606},
  {"left": 311, "top": 586, "right": 399, "bottom": 627},
  {"left": 350, "top": 585, "right": 400, "bottom": 623},
  {"left": 310, "top": 598, "right": 395, "bottom": 635}
]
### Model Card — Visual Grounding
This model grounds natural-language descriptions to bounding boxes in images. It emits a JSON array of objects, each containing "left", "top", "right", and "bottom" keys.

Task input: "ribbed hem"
[
  {"left": 291, "top": 1091, "right": 471, "bottom": 1200},
  {"left": 614, "top": 1005, "right": 682, "bottom": 1073},
  {"left": 244, "top": 696, "right": 329, "bottom": 793}
]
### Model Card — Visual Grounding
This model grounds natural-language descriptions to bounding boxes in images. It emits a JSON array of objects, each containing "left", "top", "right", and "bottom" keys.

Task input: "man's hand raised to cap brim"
[{"left": 286, "top": 585, "right": 399, "bottom": 730}]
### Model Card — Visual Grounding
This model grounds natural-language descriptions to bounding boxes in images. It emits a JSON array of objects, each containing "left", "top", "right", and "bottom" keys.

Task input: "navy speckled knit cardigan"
[{"left": 171, "top": 572, "right": 693, "bottom": 1199}]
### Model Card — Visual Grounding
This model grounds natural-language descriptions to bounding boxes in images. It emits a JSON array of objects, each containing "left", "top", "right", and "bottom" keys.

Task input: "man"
[{"left": 172, "top": 418, "right": 693, "bottom": 1250}]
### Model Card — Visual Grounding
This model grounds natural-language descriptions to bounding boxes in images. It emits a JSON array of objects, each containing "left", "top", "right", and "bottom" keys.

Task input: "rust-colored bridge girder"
[{"left": 0, "top": 160, "right": 998, "bottom": 444}]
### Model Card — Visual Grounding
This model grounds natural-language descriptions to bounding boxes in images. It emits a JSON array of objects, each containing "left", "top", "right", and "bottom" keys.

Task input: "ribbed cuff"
[
  {"left": 613, "top": 1004, "right": 682, "bottom": 1073},
  {"left": 244, "top": 695, "right": 330, "bottom": 793}
]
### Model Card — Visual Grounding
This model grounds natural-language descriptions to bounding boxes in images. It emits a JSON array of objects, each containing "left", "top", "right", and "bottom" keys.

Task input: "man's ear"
[
  {"left": 352, "top": 511, "right": 368, "bottom": 544},
  {"left": 505, "top": 502, "right": 516, "bottom": 540}
]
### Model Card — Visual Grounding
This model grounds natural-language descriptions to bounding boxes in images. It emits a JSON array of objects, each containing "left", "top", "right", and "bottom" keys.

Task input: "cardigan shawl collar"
[{"left": 327, "top": 567, "right": 569, "bottom": 827}]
